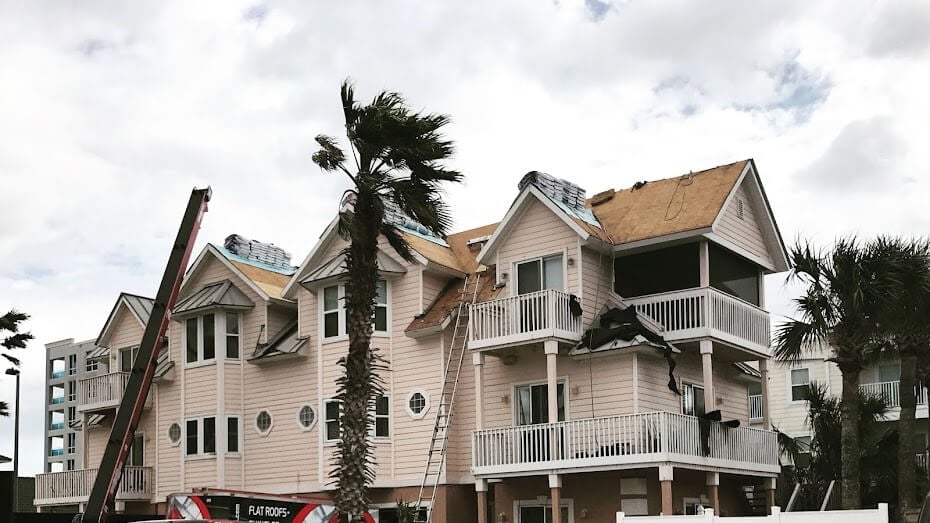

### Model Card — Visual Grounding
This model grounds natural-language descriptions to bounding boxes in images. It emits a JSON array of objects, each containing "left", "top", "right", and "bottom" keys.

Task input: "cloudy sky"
[{"left": 2, "top": 0, "right": 930, "bottom": 477}]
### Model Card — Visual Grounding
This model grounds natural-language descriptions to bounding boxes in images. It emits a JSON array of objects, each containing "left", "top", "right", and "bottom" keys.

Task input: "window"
[
  {"left": 185, "top": 417, "right": 216, "bottom": 456},
  {"left": 68, "top": 407, "right": 76, "bottom": 422},
  {"left": 68, "top": 354, "right": 77, "bottom": 375},
  {"left": 517, "top": 505, "right": 570, "bottom": 523},
  {"left": 620, "top": 477, "right": 648, "bottom": 516},
  {"left": 185, "top": 315, "right": 218, "bottom": 363},
  {"left": 226, "top": 312, "right": 240, "bottom": 359},
  {"left": 795, "top": 435, "right": 812, "bottom": 467},
  {"left": 66, "top": 433, "right": 76, "bottom": 454},
  {"left": 879, "top": 362, "right": 901, "bottom": 383},
  {"left": 516, "top": 382, "right": 566, "bottom": 425},
  {"left": 791, "top": 368, "right": 810, "bottom": 402},
  {"left": 297, "top": 405, "right": 316, "bottom": 430},
  {"left": 86, "top": 359, "right": 98, "bottom": 373},
  {"left": 128, "top": 433, "right": 144, "bottom": 466},
  {"left": 186, "top": 319, "right": 198, "bottom": 363},
  {"left": 168, "top": 423, "right": 182, "bottom": 446},
  {"left": 66, "top": 459, "right": 75, "bottom": 471},
  {"left": 709, "top": 243, "right": 760, "bottom": 305},
  {"left": 322, "top": 280, "right": 390, "bottom": 338},
  {"left": 516, "top": 255, "right": 564, "bottom": 295},
  {"left": 67, "top": 381, "right": 76, "bottom": 402},
  {"left": 614, "top": 244, "right": 700, "bottom": 298},
  {"left": 119, "top": 347, "right": 138, "bottom": 373},
  {"left": 406, "top": 390, "right": 430, "bottom": 419},
  {"left": 682, "top": 383, "right": 706, "bottom": 417},
  {"left": 255, "top": 410, "right": 273, "bottom": 436},
  {"left": 227, "top": 416, "right": 240, "bottom": 453},
  {"left": 324, "top": 400, "right": 341, "bottom": 442},
  {"left": 374, "top": 395, "right": 390, "bottom": 438}
]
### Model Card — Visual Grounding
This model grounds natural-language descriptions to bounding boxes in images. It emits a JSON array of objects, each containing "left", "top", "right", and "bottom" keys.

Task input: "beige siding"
[
  {"left": 155, "top": 373, "right": 182, "bottom": 497},
  {"left": 85, "top": 424, "right": 111, "bottom": 469},
  {"left": 580, "top": 246, "right": 613, "bottom": 327},
  {"left": 716, "top": 182, "right": 774, "bottom": 266},
  {"left": 266, "top": 303, "right": 294, "bottom": 344},
  {"left": 496, "top": 198, "right": 579, "bottom": 297},
  {"left": 767, "top": 345, "right": 836, "bottom": 435},
  {"left": 422, "top": 271, "right": 448, "bottom": 313},
  {"left": 184, "top": 459, "right": 216, "bottom": 491}
]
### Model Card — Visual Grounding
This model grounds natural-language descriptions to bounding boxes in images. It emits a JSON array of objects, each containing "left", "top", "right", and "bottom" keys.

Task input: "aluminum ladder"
[{"left": 413, "top": 274, "right": 481, "bottom": 522}]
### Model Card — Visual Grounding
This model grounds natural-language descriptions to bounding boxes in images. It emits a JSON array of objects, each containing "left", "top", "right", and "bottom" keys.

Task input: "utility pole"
[{"left": 6, "top": 368, "right": 21, "bottom": 510}]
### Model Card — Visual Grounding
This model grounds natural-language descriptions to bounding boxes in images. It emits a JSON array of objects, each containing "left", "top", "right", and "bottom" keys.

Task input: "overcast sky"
[{"left": 2, "top": 0, "right": 930, "bottom": 477}]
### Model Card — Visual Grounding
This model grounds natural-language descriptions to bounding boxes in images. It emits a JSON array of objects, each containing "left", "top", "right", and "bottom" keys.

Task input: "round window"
[
  {"left": 406, "top": 390, "right": 430, "bottom": 419},
  {"left": 168, "top": 422, "right": 181, "bottom": 445},
  {"left": 256, "top": 410, "right": 273, "bottom": 435},
  {"left": 297, "top": 405, "right": 316, "bottom": 430}
]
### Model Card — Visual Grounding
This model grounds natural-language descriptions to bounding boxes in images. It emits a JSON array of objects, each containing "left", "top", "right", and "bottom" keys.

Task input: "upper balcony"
[
  {"left": 468, "top": 289, "right": 583, "bottom": 351},
  {"left": 472, "top": 411, "right": 779, "bottom": 478},
  {"left": 35, "top": 466, "right": 153, "bottom": 506},
  {"left": 626, "top": 287, "right": 771, "bottom": 356},
  {"left": 78, "top": 372, "right": 131, "bottom": 412}
]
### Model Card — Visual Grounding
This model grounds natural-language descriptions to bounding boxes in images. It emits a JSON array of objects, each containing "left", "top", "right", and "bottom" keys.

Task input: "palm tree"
[
  {"left": 1, "top": 309, "right": 32, "bottom": 416},
  {"left": 774, "top": 238, "right": 901, "bottom": 509},
  {"left": 870, "top": 238, "right": 930, "bottom": 519},
  {"left": 312, "top": 80, "right": 462, "bottom": 521}
]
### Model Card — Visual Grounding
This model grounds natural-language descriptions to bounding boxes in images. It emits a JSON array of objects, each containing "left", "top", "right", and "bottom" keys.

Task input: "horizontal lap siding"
[
  {"left": 85, "top": 424, "right": 112, "bottom": 469},
  {"left": 184, "top": 459, "right": 216, "bottom": 491},
  {"left": 497, "top": 198, "right": 579, "bottom": 297},
  {"left": 447, "top": 327, "right": 476, "bottom": 480},
  {"left": 266, "top": 304, "right": 293, "bottom": 344},
  {"left": 422, "top": 271, "right": 448, "bottom": 313},
  {"left": 156, "top": 322, "right": 183, "bottom": 497},
  {"left": 716, "top": 183, "right": 773, "bottom": 266},
  {"left": 768, "top": 348, "right": 833, "bottom": 435},
  {"left": 580, "top": 246, "right": 613, "bottom": 328},
  {"left": 107, "top": 306, "right": 145, "bottom": 352}
]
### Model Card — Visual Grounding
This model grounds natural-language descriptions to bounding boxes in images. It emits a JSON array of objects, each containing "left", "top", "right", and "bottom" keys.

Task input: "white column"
[
  {"left": 699, "top": 241, "right": 710, "bottom": 287},
  {"left": 759, "top": 359, "right": 771, "bottom": 430},
  {"left": 706, "top": 472, "right": 720, "bottom": 513},
  {"left": 545, "top": 341, "right": 559, "bottom": 423},
  {"left": 473, "top": 353, "right": 485, "bottom": 430},
  {"left": 701, "top": 341, "right": 715, "bottom": 411}
]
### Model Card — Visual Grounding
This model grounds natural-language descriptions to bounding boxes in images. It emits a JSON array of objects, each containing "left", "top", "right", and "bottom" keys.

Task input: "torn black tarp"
[
  {"left": 699, "top": 409, "right": 741, "bottom": 456},
  {"left": 574, "top": 306, "right": 681, "bottom": 395}
]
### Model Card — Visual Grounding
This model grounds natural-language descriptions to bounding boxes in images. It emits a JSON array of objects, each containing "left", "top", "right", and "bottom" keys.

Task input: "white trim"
[
  {"left": 182, "top": 244, "right": 271, "bottom": 301},
  {"left": 788, "top": 367, "right": 811, "bottom": 404},
  {"left": 254, "top": 409, "right": 274, "bottom": 436},
  {"left": 703, "top": 231, "right": 777, "bottom": 272},
  {"left": 226, "top": 414, "right": 242, "bottom": 455},
  {"left": 167, "top": 422, "right": 182, "bottom": 446},
  {"left": 612, "top": 227, "right": 713, "bottom": 254},
  {"left": 373, "top": 394, "right": 391, "bottom": 441},
  {"left": 477, "top": 186, "right": 589, "bottom": 265},
  {"left": 323, "top": 398, "right": 342, "bottom": 444},
  {"left": 282, "top": 216, "right": 340, "bottom": 299},
  {"left": 513, "top": 253, "right": 566, "bottom": 295},
  {"left": 183, "top": 415, "right": 218, "bottom": 458},
  {"left": 405, "top": 390, "right": 431, "bottom": 419},
  {"left": 512, "top": 377, "right": 569, "bottom": 425},
  {"left": 296, "top": 404, "right": 318, "bottom": 432}
]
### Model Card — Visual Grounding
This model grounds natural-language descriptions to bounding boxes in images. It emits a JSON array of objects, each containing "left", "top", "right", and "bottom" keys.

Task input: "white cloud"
[{"left": 2, "top": 0, "right": 930, "bottom": 476}]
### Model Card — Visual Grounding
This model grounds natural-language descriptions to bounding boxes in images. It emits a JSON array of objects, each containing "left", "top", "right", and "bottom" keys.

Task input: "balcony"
[
  {"left": 749, "top": 394, "right": 763, "bottom": 423},
  {"left": 472, "top": 411, "right": 780, "bottom": 478},
  {"left": 51, "top": 370, "right": 66, "bottom": 379},
  {"left": 78, "top": 372, "right": 131, "bottom": 412},
  {"left": 35, "top": 466, "right": 153, "bottom": 506},
  {"left": 49, "top": 422, "right": 65, "bottom": 431},
  {"left": 626, "top": 287, "right": 771, "bottom": 355},
  {"left": 859, "top": 381, "right": 928, "bottom": 408},
  {"left": 50, "top": 397, "right": 65, "bottom": 405},
  {"left": 49, "top": 449, "right": 64, "bottom": 457},
  {"left": 469, "top": 289, "right": 583, "bottom": 350}
]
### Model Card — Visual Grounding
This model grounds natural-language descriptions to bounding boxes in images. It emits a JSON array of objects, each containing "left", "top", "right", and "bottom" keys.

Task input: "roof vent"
[
  {"left": 518, "top": 171, "right": 587, "bottom": 211},
  {"left": 223, "top": 234, "right": 292, "bottom": 271}
]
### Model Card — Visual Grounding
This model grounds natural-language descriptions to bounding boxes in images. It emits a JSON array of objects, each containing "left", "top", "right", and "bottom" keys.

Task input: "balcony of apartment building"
[
  {"left": 857, "top": 361, "right": 929, "bottom": 421},
  {"left": 48, "top": 410, "right": 66, "bottom": 432},
  {"left": 34, "top": 466, "right": 153, "bottom": 508},
  {"left": 77, "top": 371, "right": 133, "bottom": 412}
]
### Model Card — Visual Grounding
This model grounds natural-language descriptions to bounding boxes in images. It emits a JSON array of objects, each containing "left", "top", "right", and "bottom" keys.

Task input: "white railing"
[
  {"left": 469, "top": 289, "right": 583, "bottom": 349},
  {"left": 626, "top": 287, "right": 771, "bottom": 350},
  {"left": 34, "top": 466, "right": 152, "bottom": 505},
  {"left": 472, "top": 411, "right": 779, "bottom": 476},
  {"left": 749, "top": 394, "right": 763, "bottom": 422},
  {"left": 78, "top": 371, "right": 130, "bottom": 411},
  {"left": 918, "top": 453, "right": 928, "bottom": 470},
  {"left": 859, "top": 380, "right": 928, "bottom": 408}
]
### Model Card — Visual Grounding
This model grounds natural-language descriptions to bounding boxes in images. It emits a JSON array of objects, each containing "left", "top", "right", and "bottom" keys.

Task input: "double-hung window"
[
  {"left": 225, "top": 312, "right": 240, "bottom": 359},
  {"left": 66, "top": 433, "right": 76, "bottom": 454},
  {"left": 324, "top": 400, "right": 342, "bottom": 442},
  {"left": 322, "top": 280, "right": 389, "bottom": 339},
  {"left": 790, "top": 368, "right": 810, "bottom": 402},
  {"left": 68, "top": 354, "right": 77, "bottom": 375},
  {"left": 86, "top": 359, "right": 98, "bottom": 373},
  {"left": 185, "top": 417, "right": 217, "bottom": 456},
  {"left": 374, "top": 395, "right": 390, "bottom": 439},
  {"left": 227, "top": 416, "right": 240, "bottom": 453},
  {"left": 67, "top": 381, "right": 76, "bottom": 402},
  {"left": 515, "top": 382, "right": 565, "bottom": 425},
  {"left": 324, "top": 396, "right": 390, "bottom": 442}
]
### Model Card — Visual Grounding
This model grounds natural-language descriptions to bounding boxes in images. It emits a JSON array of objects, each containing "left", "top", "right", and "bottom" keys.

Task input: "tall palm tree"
[
  {"left": 774, "top": 238, "right": 900, "bottom": 509},
  {"left": 1, "top": 309, "right": 32, "bottom": 416},
  {"left": 871, "top": 237, "right": 930, "bottom": 519},
  {"left": 312, "top": 80, "right": 462, "bottom": 522}
]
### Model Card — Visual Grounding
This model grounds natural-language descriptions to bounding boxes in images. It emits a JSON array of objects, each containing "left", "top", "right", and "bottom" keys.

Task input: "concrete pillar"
[
  {"left": 476, "top": 479, "right": 488, "bottom": 523},
  {"left": 706, "top": 472, "right": 720, "bottom": 513},
  {"left": 759, "top": 359, "right": 771, "bottom": 430},
  {"left": 699, "top": 241, "right": 710, "bottom": 287},
  {"left": 544, "top": 341, "right": 559, "bottom": 423},
  {"left": 549, "top": 474, "right": 562, "bottom": 523},
  {"left": 659, "top": 465, "right": 674, "bottom": 515},
  {"left": 764, "top": 477, "right": 777, "bottom": 514},
  {"left": 700, "top": 341, "right": 715, "bottom": 411},
  {"left": 473, "top": 353, "right": 485, "bottom": 430}
]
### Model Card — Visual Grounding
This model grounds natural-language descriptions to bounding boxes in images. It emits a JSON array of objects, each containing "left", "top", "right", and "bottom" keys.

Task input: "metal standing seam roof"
[
  {"left": 154, "top": 346, "right": 174, "bottom": 378},
  {"left": 122, "top": 293, "right": 154, "bottom": 325},
  {"left": 249, "top": 321, "right": 308, "bottom": 361},
  {"left": 68, "top": 414, "right": 106, "bottom": 430},
  {"left": 173, "top": 280, "right": 254, "bottom": 315},
  {"left": 300, "top": 250, "right": 407, "bottom": 284}
]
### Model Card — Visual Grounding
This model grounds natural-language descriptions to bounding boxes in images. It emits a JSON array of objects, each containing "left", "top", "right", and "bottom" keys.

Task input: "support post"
[
  {"left": 700, "top": 341, "right": 715, "bottom": 411},
  {"left": 765, "top": 477, "right": 777, "bottom": 514},
  {"left": 699, "top": 241, "right": 710, "bottom": 287},
  {"left": 549, "top": 474, "right": 562, "bottom": 523},
  {"left": 759, "top": 359, "right": 771, "bottom": 430},
  {"left": 660, "top": 465, "right": 674, "bottom": 515},
  {"left": 544, "top": 341, "right": 559, "bottom": 423},
  {"left": 706, "top": 472, "right": 720, "bottom": 514},
  {"left": 476, "top": 479, "right": 488, "bottom": 523},
  {"left": 473, "top": 353, "right": 485, "bottom": 430}
]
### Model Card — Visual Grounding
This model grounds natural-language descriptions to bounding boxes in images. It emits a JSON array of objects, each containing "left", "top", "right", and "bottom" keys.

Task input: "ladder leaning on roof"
[{"left": 414, "top": 273, "right": 481, "bottom": 523}]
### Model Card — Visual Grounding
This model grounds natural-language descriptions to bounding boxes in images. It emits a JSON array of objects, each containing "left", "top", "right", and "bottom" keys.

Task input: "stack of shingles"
[{"left": 224, "top": 234, "right": 292, "bottom": 271}]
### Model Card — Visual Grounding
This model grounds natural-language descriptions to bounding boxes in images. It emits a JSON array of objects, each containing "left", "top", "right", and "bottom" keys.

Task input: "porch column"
[
  {"left": 699, "top": 241, "right": 710, "bottom": 287},
  {"left": 549, "top": 474, "right": 562, "bottom": 523},
  {"left": 759, "top": 359, "right": 771, "bottom": 430},
  {"left": 659, "top": 465, "right": 674, "bottom": 515},
  {"left": 706, "top": 472, "right": 720, "bottom": 513},
  {"left": 764, "top": 477, "right": 777, "bottom": 514},
  {"left": 700, "top": 341, "right": 716, "bottom": 411},
  {"left": 545, "top": 340, "right": 559, "bottom": 423},
  {"left": 473, "top": 353, "right": 485, "bottom": 430},
  {"left": 476, "top": 479, "right": 488, "bottom": 523}
]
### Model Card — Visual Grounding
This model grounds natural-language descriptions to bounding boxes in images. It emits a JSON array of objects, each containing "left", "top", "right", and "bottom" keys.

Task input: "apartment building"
[
  {"left": 43, "top": 338, "right": 94, "bottom": 476},
  {"left": 35, "top": 159, "right": 788, "bottom": 521}
]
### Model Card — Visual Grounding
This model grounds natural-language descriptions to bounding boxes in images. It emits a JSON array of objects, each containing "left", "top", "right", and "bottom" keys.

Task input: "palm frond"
[
  {"left": 380, "top": 223, "right": 415, "bottom": 263},
  {"left": 312, "top": 135, "right": 347, "bottom": 173}
]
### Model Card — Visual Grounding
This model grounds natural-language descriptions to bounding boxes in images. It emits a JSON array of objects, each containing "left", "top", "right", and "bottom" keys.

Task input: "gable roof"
[
  {"left": 301, "top": 249, "right": 407, "bottom": 285},
  {"left": 173, "top": 279, "right": 255, "bottom": 316},
  {"left": 96, "top": 293, "right": 154, "bottom": 347},
  {"left": 183, "top": 243, "right": 296, "bottom": 303}
]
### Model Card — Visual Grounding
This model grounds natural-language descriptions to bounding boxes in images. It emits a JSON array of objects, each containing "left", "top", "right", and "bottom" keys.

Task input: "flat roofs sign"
[{"left": 167, "top": 493, "right": 377, "bottom": 523}]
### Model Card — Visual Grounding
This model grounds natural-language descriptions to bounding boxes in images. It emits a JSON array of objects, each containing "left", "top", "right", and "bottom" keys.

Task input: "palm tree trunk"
[
  {"left": 840, "top": 367, "right": 862, "bottom": 509},
  {"left": 899, "top": 351, "right": 918, "bottom": 519}
]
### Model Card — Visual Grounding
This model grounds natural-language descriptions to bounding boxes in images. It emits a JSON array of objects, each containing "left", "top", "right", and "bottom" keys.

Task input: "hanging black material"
[
  {"left": 698, "top": 409, "right": 742, "bottom": 456},
  {"left": 568, "top": 294, "right": 583, "bottom": 318},
  {"left": 576, "top": 306, "right": 681, "bottom": 395}
]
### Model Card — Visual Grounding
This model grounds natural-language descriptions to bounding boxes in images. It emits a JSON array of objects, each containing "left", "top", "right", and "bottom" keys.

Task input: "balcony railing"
[
  {"left": 50, "top": 397, "right": 65, "bottom": 404},
  {"left": 49, "top": 449, "right": 64, "bottom": 457},
  {"left": 35, "top": 466, "right": 153, "bottom": 506},
  {"left": 749, "top": 394, "right": 763, "bottom": 422},
  {"left": 469, "top": 289, "right": 583, "bottom": 350},
  {"left": 78, "top": 372, "right": 131, "bottom": 412},
  {"left": 49, "top": 422, "right": 65, "bottom": 431},
  {"left": 918, "top": 453, "right": 928, "bottom": 470},
  {"left": 472, "top": 411, "right": 780, "bottom": 477},
  {"left": 626, "top": 287, "right": 771, "bottom": 353},
  {"left": 859, "top": 381, "right": 928, "bottom": 408}
]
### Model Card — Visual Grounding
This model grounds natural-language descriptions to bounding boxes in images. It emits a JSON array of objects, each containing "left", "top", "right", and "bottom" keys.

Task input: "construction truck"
[{"left": 165, "top": 489, "right": 377, "bottom": 523}]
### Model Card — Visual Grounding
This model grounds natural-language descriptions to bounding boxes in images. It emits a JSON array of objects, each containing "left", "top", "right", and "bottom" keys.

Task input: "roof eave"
[
  {"left": 612, "top": 227, "right": 713, "bottom": 254},
  {"left": 282, "top": 216, "right": 340, "bottom": 300}
]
